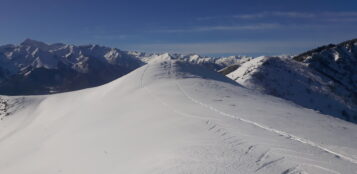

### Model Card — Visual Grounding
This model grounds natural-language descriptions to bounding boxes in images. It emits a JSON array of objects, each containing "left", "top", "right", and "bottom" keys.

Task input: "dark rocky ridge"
[{"left": 293, "top": 38, "right": 357, "bottom": 107}]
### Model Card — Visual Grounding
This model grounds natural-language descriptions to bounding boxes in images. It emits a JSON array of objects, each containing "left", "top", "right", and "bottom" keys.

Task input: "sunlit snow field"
[{"left": 0, "top": 59, "right": 356, "bottom": 174}]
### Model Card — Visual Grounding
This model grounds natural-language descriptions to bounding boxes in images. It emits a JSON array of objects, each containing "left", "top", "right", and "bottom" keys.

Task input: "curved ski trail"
[
  {"left": 167, "top": 60, "right": 357, "bottom": 165},
  {"left": 140, "top": 63, "right": 301, "bottom": 173}
]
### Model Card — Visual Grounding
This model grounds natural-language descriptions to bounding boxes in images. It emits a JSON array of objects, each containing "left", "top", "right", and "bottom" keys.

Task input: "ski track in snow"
[
  {"left": 176, "top": 81, "right": 357, "bottom": 165},
  {"left": 138, "top": 61, "right": 356, "bottom": 173},
  {"left": 156, "top": 60, "right": 357, "bottom": 166},
  {"left": 141, "top": 63, "right": 297, "bottom": 173}
]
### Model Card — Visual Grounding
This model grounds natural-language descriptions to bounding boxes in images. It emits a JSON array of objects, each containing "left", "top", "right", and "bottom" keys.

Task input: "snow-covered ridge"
[
  {"left": 0, "top": 59, "right": 356, "bottom": 173},
  {"left": 129, "top": 51, "right": 252, "bottom": 70},
  {"left": 293, "top": 38, "right": 357, "bottom": 108},
  {"left": 223, "top": 39, "right": 357, "bottom": 123}
]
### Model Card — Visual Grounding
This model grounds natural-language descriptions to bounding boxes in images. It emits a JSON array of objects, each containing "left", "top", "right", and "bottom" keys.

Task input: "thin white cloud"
[
  {"left": 158, "top": 23, "right": 280, "bottom": 33},
  {"left": 156, "top": 23, "right": 329, "bottom": 33},
  {"left": 326, "top": 17, "right": 357, "bottom": 22},
  {"left": 233, "top": 13, "right": 267, "bottom": 19},
  {"left": 93, "top": 34, "right": 129, "bottom": 40},
  {"left": 271, "top": 12, "right": 316, "bottom": 18},
  {"left": 323, "top": 12, "right": 357, "bottom": 17},
  {"left": 129, "top": 41, "right": 321, "bottom": 55},
  {"left": 231, "top": 11, "right": 357, "bottom": 19},
  {"left": 235, "top": 11, "right": 316, "bottom": 19}
]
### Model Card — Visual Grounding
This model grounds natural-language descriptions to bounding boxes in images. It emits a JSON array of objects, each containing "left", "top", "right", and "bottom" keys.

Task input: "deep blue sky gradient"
[{"left": 1, "top": 0, "right": 357, "bottom": 56}]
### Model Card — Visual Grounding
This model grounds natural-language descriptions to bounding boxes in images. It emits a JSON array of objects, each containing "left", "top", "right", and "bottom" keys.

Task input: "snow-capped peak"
[{"left": 20, "top": 39, "right": 49, "bottom": 49}]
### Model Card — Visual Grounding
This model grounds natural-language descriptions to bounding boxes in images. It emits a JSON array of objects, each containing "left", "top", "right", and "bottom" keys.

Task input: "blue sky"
[{"left": 1, "top": 0, "right": 357, "bottom": 56}]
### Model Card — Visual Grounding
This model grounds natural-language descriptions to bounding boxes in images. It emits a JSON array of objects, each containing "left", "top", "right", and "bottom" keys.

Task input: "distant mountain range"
[
  {"left": 0, "top": 38, "right": 356, "bottom": 122},
  {"left": 0, "top": 39, "right": 248, "bottom": 95},
  {"left": 0, "top": 39, "right": 142, "bottom": 94}
]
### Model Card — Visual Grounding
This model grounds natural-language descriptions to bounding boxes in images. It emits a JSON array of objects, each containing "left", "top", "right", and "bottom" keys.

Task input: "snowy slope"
[
  {"left": 0, "top": 59, "right": 356, "bottom": 174},
  {"left": 226, "top": 56, "right": 357, "bottom": 122},
  {"left": 294, "top": 39, "right": 357, "bottom": 118},
  {"left": 221, "top": 39, "right": 357, "bottom": 124}
]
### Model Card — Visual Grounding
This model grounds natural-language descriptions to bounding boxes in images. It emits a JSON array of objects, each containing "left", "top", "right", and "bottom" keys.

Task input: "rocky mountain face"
[
  {"left": 293, "top": 39, "right": 357, "bottom": 106},
  {"left": 0, "top": 39, "right": 245, "bottom": 95},
  {"left": 222, "top": 39, "right": 357, "bottom": 123}
]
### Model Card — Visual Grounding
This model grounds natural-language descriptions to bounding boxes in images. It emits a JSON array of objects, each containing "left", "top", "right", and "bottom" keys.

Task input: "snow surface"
[
  {"left": 226, "top": 56, "right": 357, "bottom": 122},
  {"left": 0, "top": 59, "right": 356, "bottom": 174}
]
